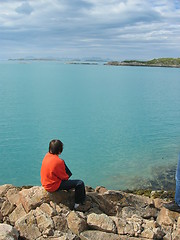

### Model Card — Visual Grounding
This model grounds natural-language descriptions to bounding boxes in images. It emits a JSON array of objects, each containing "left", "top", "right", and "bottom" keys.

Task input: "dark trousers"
[{"left": 58, "top": 179, "right": 86, "bottom": 204}]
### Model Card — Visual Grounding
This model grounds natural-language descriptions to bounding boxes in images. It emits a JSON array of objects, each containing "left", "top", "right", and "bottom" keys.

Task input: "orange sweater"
[{"left": 40, "top": 152, "right": 69, "bottom": 192}]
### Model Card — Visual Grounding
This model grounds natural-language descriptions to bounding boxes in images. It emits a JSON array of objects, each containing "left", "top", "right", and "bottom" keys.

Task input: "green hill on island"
[{"left": 107, "top": 58, "right": 180, "bottom": 68}]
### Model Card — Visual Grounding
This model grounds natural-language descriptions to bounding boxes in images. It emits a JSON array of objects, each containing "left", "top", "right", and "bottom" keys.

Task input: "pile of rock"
[{"left": 0, "top": 184, "right": 180, "bottom": 239}]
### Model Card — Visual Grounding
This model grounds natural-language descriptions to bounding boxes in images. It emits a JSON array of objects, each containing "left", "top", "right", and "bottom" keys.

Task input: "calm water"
[{"left": 0, "top": 61, "right": 180, "bottom": 190}]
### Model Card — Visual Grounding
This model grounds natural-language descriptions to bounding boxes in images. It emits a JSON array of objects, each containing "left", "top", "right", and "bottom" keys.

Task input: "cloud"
[
  {"left": 0, "top": 0, "right": 180, "bottom": 59},
  {"left": 15, "top": 2, "right": 33, "bottom": 15}
]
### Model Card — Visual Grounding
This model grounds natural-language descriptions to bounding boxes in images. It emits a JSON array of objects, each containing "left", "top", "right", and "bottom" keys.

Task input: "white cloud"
[{"left": 0, "top": 0, "right": 180, "bottom": 59}]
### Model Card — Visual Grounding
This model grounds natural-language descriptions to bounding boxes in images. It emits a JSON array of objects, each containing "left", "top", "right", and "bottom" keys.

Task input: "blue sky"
[{"left": 0, "top": 0, "right": 180, "bottom": 60}]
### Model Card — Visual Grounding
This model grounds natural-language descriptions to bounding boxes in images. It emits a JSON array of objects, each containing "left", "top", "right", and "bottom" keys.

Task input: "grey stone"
[
  {"left": 87, "top": 213, "right": 116, "bottom": 233},
  {"left": 0, "top": 223, "right": 19, "bottom": 240}
]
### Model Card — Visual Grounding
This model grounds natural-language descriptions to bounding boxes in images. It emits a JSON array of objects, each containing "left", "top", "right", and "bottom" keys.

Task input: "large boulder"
[
  {"left": 111, "top": 214, "right": 143, "bottom": 236},
  {"left": 120, "top": 205, "right": 158, "bottom": 219},
  {"left": 87, "top": 192, "right": 116, "bottom": 215},
  {"left": 67, "top": 211, "right": 87, "bottom": 235},
  {"left": 87, "top": 213, "right": 116, "bottom": 233},
  {"left": 157, "top": 207, "right": 180, "bottom": 226},
  {"left": 19, "top": 186, "right": 49, "bottom": 212},
  {"left": 15, "top": 210, "right": 42, "bottom": 239},
  {"left": 19, "top": 186, "right": 75, "bottom": 213},
  {"left": 35, "top": 207, "right": 54, "bottom": 235}
]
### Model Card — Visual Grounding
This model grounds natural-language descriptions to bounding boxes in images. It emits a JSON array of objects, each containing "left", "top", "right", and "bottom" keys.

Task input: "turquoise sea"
[{"left": 0, "top": 61, "right": 180, "bottom": 190}]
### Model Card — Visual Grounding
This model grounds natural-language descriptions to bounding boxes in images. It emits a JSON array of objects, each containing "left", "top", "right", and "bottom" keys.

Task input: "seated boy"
[{"left": 41, "top": 139, "right": 86, "bottom": 210}]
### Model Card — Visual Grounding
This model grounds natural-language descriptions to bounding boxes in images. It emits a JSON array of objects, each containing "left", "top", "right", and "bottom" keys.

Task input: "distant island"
[
  {"left": 8, "top": 58, "right": 106, "bottom": 65},
  {"left": 8, "top": 58, "right": 61, "bottom": 61},
  {"left": 8, "top": 57, "right": 180, "bottom": 68},
  {"left": 106, "top": 58, "right": 180, "bottom": 68}
]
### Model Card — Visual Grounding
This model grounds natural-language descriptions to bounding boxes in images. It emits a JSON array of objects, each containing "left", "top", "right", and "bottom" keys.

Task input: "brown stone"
[
  {"left": 0, "top": 184, "right": 14, "bottom": 197},
  {"left": 15, "top": 210, "right": 41, "bottom": 240},
  {"left": 39, "top": 202, "right": 56, "bottom": 217},
  {"left": 9, "top": 203, "right": 26, "bottom": 224},
  {"left": 0, "top": 223, "right": 19, "bottom": 240},
  {"left": 111, "top": 216, "right": 126, "bottom": 235},
  {"left": 87, "top": 206, "right": 103, "bottom": 215},
  {"left": 49, "top": 201, "right": 68, "bottom": 214},
  {"left": 6, "top": 188, "right": 20, "bottom": 206},
  {"left": 142, "top": 219, "right": 158, "bottom": 229},
  {"left": 87, "top": 192, "right": 116, "bottom": 215},
  {"left": 19, "top": 186, "right": 50, "bottom": 212},
  {"left": 153, "top": 198, "right": 166, "bottom": 209},
  {"left": 141, "top": 206, "right": 158, "bottom": 219},
  {"left": 95, "top": 186, "right": 108, "bottom": 194},
  {"left": 125, "top": 192, "right": 154, "bottom": 207},
  {"left": 50, "top": 231, "right": 79, "bottom": 240},
  {"left": 177, "top": 216, "right": 180, "bottom": 229},
  {"left": 121, "top": 205, "right": 157, "bottom": 219},
  {"left": 80, "top": 230, "right": 121, "bottom": 240},
  {"left": 80, "top": 230, "right": 145, "bottom": 240},
  {"left": 157, "top": 207, "right": 180, "bottom": 227},
  {"left": 141, "top": 228, "right": 155, "bottom": 239},
  {"left": 112, "top": 215, "right": 143, "bottom": 237},
  {"left": 87, "top": 213, "right": 116, "bottom": 233},
  {"left": 35, "top": 207, "right": 54, "bottom": 234},
  {"left": 48, "top": 189, "right": 75, "bottom": 208},
  {"left": 0, "top": 213, "right": 3, "bottom": 223},
  {"left": 172, "top": 229, "right": 180, "bottom": 240},
  {"left": 0, "top": 197, "right": 5, "bottom": 209},
  {"left": 1, "top": 200, "right": 15, "bottom": 216},
  {"left": 153, "top": 227, "right": 165, "bottom": 239},
  {"left": 52, "top": 215, "right": 68, "bottom": 232},
  {"left": 102, "top": 190, "right": 125, "bottom": 205},
  {"left": 163, "top": 232, "right": 172, "bottom": 240},
  {"left": 67, "top": 210, "right": 87, "bottom": 235},
  {"left": 85, "top": 186, "right": 95, "bottom": 192},
  {"left": 19, "top": 186, "right": 75, "bottom": 213}
]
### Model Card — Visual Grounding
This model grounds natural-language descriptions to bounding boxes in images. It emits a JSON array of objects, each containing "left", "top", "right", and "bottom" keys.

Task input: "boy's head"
[{"left": 49, "top": 139, "right": 63, "bottom": 155}]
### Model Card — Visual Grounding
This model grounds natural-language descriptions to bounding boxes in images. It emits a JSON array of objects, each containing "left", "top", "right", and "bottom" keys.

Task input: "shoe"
[
  {"left": 163, "top": 201, "right": 180, "bottom": 213},
  {"left": 74, "top": 201, "right": 91, "bottom": 212}
]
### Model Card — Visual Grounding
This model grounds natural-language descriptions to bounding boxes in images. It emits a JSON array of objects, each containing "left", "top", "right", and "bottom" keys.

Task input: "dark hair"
[{"left": 49, "top": 139, "right": 63, "bottom": 155}]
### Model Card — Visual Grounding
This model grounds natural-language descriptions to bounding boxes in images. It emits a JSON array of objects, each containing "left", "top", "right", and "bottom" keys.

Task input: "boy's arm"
[
  {"left": 64, "top": 163, "right": 72, "bottom": 177},
  {"left": 55, "top": 160, "right": 69, "bottom": 180}
]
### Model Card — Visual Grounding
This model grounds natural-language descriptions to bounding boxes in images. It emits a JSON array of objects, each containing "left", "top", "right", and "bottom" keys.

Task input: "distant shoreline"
[
  {"left": 105, "top": 62, "right": 180, "bottom": 68},
  {"left": 7, "top": 57, "right": 180, "bottom": 68},
  {"left": 105, "top": 58, "right": 180, "bottom": 68}
]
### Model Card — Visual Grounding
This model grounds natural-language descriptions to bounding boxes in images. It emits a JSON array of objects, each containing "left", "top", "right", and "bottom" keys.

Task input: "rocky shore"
[{"left": 0, "top": 184, "right": 180, "bottom": 240}]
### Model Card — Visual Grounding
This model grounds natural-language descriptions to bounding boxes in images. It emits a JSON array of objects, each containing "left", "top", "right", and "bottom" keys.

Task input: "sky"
[{"left": 0, "top": 0, "right": 180, "bottom": 60}]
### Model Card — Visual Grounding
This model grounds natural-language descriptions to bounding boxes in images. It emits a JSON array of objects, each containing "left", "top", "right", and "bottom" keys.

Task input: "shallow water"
[{"left": 0, "top": 61, "right": 180, "bottom": 189}]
